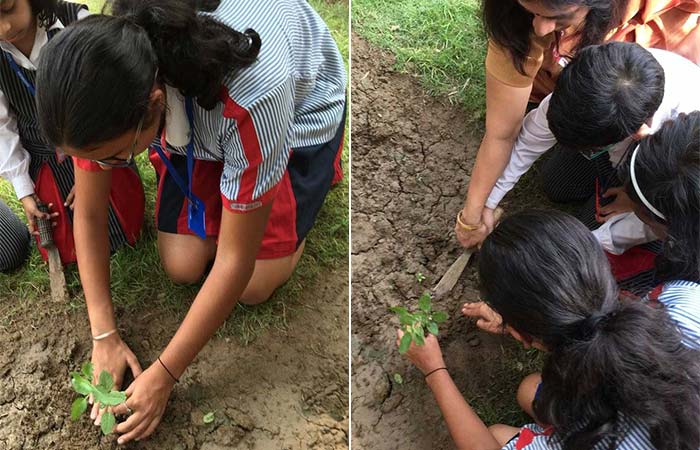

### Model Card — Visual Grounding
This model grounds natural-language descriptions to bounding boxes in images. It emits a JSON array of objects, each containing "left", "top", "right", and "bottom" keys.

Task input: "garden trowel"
[
  {"left": 432, "top": 207, "right": 504, "bottom": 299},
  {"left": 36, "top": 202, "right": 67, "bottom": 302}
]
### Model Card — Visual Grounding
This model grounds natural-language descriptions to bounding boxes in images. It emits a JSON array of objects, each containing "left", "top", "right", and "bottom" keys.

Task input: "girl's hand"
[
  {"left": 462, "top": 301, "right": 506, "bottom": 334},
  {"left": 597, "top": 187, "right": 634, "bottom": 222},
  {"left": 19, "top": 195, "right": 59, "bottom": 235},
  {"left": 396, "top": 330, "right": 445, "bottom": 375},
  {"left": 454, "top": 207, "right": 496, "bottom": 249},
  {"left": 112, "top": 362, "right": 176, "bottom": 444},
  {"left": 89, "top": 334, "right": 142, "bottom": 424},
  {"left": 64, "top": 186, "right": 76, "bottom": 210}
]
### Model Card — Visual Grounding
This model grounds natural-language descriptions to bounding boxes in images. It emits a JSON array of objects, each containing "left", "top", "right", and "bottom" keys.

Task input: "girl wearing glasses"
[
  {"left": 0, "top": 0, "right": 144, "bottom": 265},
  {"left": 400, "top": 210, "right": 700, "bottom": 450},
  {"left": 35, "top": 0, "right": 346, "bottom": 443},
  {"left": 456, "top": 0, "right": 700, "bottom": 250}
]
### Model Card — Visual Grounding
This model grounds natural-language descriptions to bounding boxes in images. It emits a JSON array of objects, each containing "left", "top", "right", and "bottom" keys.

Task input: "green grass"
[
  {"left": 0, "top": 0, "right": 349, "bottom": 344},
  {"left": 352, "top": 0, "right": 487, "bottom": 120}
]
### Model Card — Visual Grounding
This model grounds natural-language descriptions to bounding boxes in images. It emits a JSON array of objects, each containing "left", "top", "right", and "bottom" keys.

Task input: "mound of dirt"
[
  {"left": 0, "top": 264, "right": 348, "bottom": 450},
  {"left": 351, "top": 35, "right": 546, "bottom": 450}
]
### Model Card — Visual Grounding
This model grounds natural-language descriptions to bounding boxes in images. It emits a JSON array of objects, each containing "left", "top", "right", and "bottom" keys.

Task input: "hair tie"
[{"left": 630, "top": 144, "right": 666, "bottom": 220}]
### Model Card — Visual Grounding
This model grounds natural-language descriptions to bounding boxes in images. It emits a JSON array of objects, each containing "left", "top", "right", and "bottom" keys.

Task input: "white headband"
[{"left": 630, "top": 144, "right": 666, "bottom": 220}]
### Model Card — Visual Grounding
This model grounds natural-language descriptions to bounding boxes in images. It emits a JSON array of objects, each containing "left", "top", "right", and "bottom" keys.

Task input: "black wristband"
[
  {"left": 158, "top": 356, "right": 179, "bottom": 383},
  {"left": 424, "top": 367, "right": 447, "bottom": 379}
]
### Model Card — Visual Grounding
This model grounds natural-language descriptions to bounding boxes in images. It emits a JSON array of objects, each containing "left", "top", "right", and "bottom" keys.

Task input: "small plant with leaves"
[
  {"left": 391, "top": 292, "right": 448, "bottom": 353},
  {"left": 70, "top": 362, "right": 126, "bottom": 435}
]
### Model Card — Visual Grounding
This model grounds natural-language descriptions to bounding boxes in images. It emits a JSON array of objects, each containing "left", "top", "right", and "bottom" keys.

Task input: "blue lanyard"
[
  {"left": 4, "top": 52, "right": 36, "bottom": 96},
  {"left": 152, "top": 96, "right": 197, "bottom": 204}
]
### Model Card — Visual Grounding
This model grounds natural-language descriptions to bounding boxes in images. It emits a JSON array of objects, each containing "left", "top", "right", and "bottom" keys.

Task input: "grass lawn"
[
  {"left": 0, "top": 0, "right": 349, "bottom": 344},
  {"left": 352, "top": 0, "right": 487, "bottom": 120}
]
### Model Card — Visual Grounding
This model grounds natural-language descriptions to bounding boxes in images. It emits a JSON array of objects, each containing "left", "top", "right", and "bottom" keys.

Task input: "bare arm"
[
  {"left": 398, "top": 332, "right": 501, "bottom": 450},
  {"left": 428, "top": 370, "right": 502, "bottom": 450},
  {"left": 461, "top": 73, "right": 532, "bottom": 224},
  {"left": 73, "top": 165, "right": 116, "bottom": 335},
  {"left": 158, "top": 202, "right": 271, "bottom": 376}
]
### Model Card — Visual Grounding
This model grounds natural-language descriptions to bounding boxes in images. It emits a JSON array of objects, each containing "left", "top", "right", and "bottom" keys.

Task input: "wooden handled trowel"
[
  {"left": 36, "top": 202, "right": 68, "bottom": 302},
  {"left": 431, "top": 207, "right": 504, "bottom": 300}
]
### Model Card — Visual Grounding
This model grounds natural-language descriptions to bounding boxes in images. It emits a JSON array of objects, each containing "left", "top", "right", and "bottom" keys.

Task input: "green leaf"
[
  {"left": 92, "top": 389, "right": 126, "bottom": 407},
  {"left": 390, "top": 306, "right": 408, "bottom": 315},
  {"left": 97, "top": 371, "right": 114, "bottom": 392},
  {"left": 398, "top": 333, "right": 412, "bottom": 354},
  {"left": 413, "top": 329, "right": 425, "bottom": 346},
  {"left": 427, "top": 322, "right": 439, "bottom": 336},
  {"left": 71, "top": 374, "right": 94, "bottom": 396},
  {"left": 432, "top": 311, "right": 448, "bottom": 323},
  {"left": 398, "top": 312, "right": 413, "bottom": 326},
  {"left": 393, "top": 373, "right": 403, "bottom": 385},
  {"left": 203, "top": 412, "right": 215, "bottom": 424},
  {"left": 418, "top": 292, "right": 432, "bottom": 312},
  {"left": 81, "top": 362, "right": 94, "bottom": 381},
  {"left": 100, "top": 411, "right": 116, "bottom": 435},
  {"left": 70, "top": 397, "right": 88, "bottom": 421}
]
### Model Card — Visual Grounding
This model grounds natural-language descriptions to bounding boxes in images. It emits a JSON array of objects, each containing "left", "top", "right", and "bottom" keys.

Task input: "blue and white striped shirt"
[
  {"left": 503, "top": 280, "right": 700, "bottom": 450},
  {"left": 158, "top": 0, "right": 346, "bottom": 211}
]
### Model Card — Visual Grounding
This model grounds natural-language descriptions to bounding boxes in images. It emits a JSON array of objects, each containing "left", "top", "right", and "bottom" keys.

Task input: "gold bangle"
[{"left": 456, "top": 211, "right": 480, "bottom": 231}]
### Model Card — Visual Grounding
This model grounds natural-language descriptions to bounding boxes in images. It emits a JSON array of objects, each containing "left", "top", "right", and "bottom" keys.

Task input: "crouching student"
[
  {"left": 0, "top": 0, "right": 144, "bottom": 264},
  {"left": 398, "top": 211, "right": 700, "bottom": 450},
  {"left": 463, "top": 41, "right": 700, "bottom": 293},
  {"left": 617, "top": 111, "right": 700, "bottom": 302},
  {"left": 35, "top": 0, "right": 346, "bottom": 443}
]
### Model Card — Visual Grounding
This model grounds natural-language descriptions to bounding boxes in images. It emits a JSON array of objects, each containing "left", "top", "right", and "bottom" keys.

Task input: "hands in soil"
[
  {"left": 89, "top": 336, "right": 142, "bottom": 425},
  {"left": 111, "top": 361, "right": 176, "bottom": 444},
  {"left": 70, "top": 362, "right": 126, "bottom": 435},
  {"left": 461, "top": 301, "right": 506, "bottom": 334},
  {"left": 391, "top": 292, "right": 448, "bottom": 354}
]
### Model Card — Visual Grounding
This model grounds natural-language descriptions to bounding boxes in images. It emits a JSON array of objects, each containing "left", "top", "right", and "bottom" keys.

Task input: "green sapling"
[
  {"left": 70, "top": 362, "right": 127, "bottom": 435},
  {"left": 391, "top": 292, "right": 448, "bottom": 353}
]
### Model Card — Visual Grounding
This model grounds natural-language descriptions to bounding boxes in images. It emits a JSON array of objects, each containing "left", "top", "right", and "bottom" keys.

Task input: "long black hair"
[
  {"left": 620, "top": 112, "right": 700, "bottom": 283},
  {"left": 547, "top": 42, "right": 665, "bottom": 150},
  {"left": 36, "top": 0, "right": 261, "bottom": 150},
  {"left": 482, "top": 0, "right": 625, "bottom": 75},
  {"left": 478, "top": 210, "right": 700, "bottom": 450}
]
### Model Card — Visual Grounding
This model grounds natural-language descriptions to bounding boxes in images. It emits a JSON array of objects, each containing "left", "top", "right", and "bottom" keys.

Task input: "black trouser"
[{"left": 0, "top": 199, "right": 31, "bottom": 272}]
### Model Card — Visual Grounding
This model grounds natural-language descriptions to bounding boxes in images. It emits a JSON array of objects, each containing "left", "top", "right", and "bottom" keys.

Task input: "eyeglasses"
[
  {"left": 93, "top": 113, "right": 146, "bottom": 168},
  {"left": 580, "top": 143, "right": 615, "bottom": 161}
]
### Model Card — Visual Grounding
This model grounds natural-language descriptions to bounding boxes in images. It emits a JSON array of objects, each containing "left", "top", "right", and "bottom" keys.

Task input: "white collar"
[
  {"left": 0, "top": 17, "right": 65, "bottom": 70},
  {"left": 163, "top": 84, "right": 192, "bottom": 148}
]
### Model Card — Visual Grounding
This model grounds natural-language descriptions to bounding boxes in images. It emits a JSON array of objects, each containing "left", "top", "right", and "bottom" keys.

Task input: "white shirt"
[
  {"left": 484, "top": 49, "right": 700, "bottom": 254},
  {"left": 0, "top": 10, "right": 89, "bottom": 200}
]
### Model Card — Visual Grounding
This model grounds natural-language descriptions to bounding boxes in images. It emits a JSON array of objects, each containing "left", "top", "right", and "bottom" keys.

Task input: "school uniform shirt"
[
  {"left": 503, "top": 282, "right": 700, "bottom": 450},
  {"left": 0, "top": 7, "right": 90, "bottom": 200},
  {"left": 152, "top": 0, "right": 346, "bottom": 213},
  {"left": 484, "top": 48, "right": 700, "bottom": 255}
]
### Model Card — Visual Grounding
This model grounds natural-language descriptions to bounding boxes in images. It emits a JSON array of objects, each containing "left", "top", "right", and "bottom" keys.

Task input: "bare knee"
[
  {"left": 162, "top": 258, "right": 206, "bottom": 284},
  {"left": 158, "top": 233, "right": 214, "bottom": 285},
  {"left": 517, "top": 372, "right": 542, "bottom": 416}
]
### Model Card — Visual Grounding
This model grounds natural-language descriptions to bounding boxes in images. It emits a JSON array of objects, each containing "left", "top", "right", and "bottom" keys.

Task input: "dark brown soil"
[
  {"left": 0, "top": 264, "right": 348, "bottom": 450},
  {"left": 351, "top": 35, "right": 546, "bottom": 450}
]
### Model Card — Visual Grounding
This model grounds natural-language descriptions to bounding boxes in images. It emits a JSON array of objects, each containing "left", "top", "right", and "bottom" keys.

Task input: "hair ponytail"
[
  {"left": 478, "top": 211, "right": 700, "bottom": 450},
  {"left": 110, "top": 0, "right": 260, "bottom": 110},
  {"left": 37, "top": 0, "right": 260, "bottom": 150}
]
